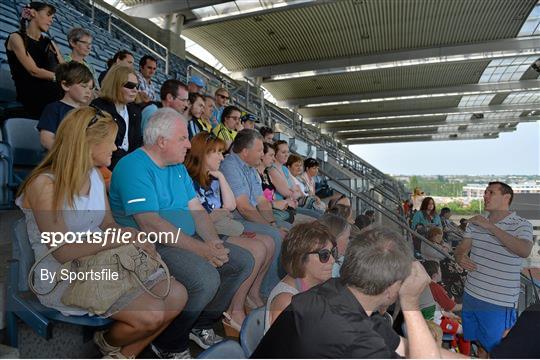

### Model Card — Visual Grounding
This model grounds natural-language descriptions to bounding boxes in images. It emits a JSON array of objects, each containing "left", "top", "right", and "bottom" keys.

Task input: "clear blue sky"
[{"left": 350, "top": 121, "right": 540, "bottom": 176}]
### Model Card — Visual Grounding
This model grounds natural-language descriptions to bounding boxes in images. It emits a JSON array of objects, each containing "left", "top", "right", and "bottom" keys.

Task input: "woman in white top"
[
  {"left": 17, "top": 107, "right": 187, "bottom": 358},
  {"left": 264, "top": 222, "right": 336, "bottom": 333}
]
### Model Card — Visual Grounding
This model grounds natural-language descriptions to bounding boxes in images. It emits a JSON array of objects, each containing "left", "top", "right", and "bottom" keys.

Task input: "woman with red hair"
[{"left": 185, "top": 131, "right": 274, "bottom": 331}]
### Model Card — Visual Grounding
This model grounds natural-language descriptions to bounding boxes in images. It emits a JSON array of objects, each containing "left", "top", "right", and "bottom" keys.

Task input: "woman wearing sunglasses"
[
  {"left": 91, "top": 64, "right": 142, "bottom": 170},
  {"left": 264, "top": 222, "right": 336, "bottom": 333},
  {"left": 17, "top": 107, "right": 187, "bottom": 358}
]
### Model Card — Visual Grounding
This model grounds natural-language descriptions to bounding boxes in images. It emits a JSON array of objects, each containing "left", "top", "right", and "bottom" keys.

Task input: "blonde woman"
[
  {"left": 17, "top": 107, "right": 187, "bottom": 358},
  {"left": 91, "top": 64, "right": 143, "bottom": 169}
]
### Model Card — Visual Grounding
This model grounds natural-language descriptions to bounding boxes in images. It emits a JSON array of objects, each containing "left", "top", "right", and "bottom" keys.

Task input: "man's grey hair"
[
  {"left": 232, "top": 129, "right": 263, "bottom": 153},
  {"left": 341, "top": 227, "right": 413, "bottom": 296},
  {"left": 67, "top": 27, "right": 92, "bottom": 47},
  {"left": 144, "top": 108, "right": 187, "bottom": 145}
]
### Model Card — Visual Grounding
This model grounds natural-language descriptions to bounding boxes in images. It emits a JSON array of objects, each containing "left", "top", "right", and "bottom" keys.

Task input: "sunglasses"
[
  {"left": 123, "top": 81, "right": 139, "bottom": 90},
  {"left": 87, "top": 107, "right": 106, "bottom": 128},
  {"left": 307, "top": 246, "right": 338, "bottom": 263},
  {"left": 217, "top": 94, "right": 230, "bottom": 100}
]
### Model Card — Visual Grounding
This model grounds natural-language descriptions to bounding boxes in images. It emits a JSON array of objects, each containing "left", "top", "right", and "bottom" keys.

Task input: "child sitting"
[
  {"left": 38, "top": 61, "right": 94, "bottom": 150},
  {"left": 422, "top": 260, "right": 470, "bottom": 355}
]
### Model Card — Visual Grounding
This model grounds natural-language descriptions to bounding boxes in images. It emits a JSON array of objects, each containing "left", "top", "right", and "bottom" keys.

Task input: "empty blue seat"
[
  {"left": 1, "top": 118, "right": 46, "bottom": 185},
  {"left": 240, "top": 306, "right": 266, "bottom": 357}
]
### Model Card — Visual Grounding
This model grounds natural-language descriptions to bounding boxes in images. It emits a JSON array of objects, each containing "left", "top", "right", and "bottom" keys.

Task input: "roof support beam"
[
  {"left": 183, "top": 0, "right": 337, "bottom": 28},
  {"left": 123, "top": 0, "right": 224, "bottom": 18},
  {"left": 322, "top": 116, "right": 540, "bottom": 132},
  {"left": 309, "top": 104, "right": 540, "bottom": 123},
  {"left": 284, "top": 80, "right": 540, "bottom": 108},
  {"left": 344, "top": 133, "right": 499, "bottom": 145},
  {"left": 335, "top": 126, "right": 515, "bottom": 139},
  {"left": 233, "top": 37, "right": 540, "bottom": 79}
]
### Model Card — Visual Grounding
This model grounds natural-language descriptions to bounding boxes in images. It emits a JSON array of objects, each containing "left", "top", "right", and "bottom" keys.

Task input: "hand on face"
[{"left": 398, "top": 261, "right": 431, "bottom": 309}]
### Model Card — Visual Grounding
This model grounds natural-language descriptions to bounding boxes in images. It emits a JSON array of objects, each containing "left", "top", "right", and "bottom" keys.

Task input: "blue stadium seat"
[
  {"left": 0, "top": 141, "right": 14, "bottom": 208},
  {"left": 197, "top": 339, "right": 246, "bottom": 359},
  {"left": 240, "top": 306, "right": 266, "bottom": 357},
  {"left": 1, "top": 118, "right": 46, "bottom": 185},
  {"left": 6, "top": 218, "right": 112, "bottom": 347}
]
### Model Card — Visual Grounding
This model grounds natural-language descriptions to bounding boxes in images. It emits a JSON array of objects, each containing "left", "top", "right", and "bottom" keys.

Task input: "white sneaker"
[
  {"left": 150, "top": 343, "right": 192, "bottom": 359},
  {"left": 189, "top": 328, "right": 224, "bottom": 350}
]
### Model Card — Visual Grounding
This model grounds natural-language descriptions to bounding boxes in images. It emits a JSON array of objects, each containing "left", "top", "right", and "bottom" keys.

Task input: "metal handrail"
[
  {"left": 319, "top": 168, "right": 453, "bottom": 260},
  {"left": 370, "top": 185, "right": 402, "bottom": 206},
  {"left": 68, "top": 0, "right": 169, "bottom": 72},
  {"left": 109, "top": 23, "right": 168, "bottom": 70}
]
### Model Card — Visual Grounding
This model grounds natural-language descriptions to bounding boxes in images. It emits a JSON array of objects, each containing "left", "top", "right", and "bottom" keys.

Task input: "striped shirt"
[{"left": 464, "top": 212, "right": 533, "bottom": 307}]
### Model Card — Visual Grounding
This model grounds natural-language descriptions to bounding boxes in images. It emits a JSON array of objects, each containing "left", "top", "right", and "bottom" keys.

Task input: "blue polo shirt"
[
  {"left": 109, "top": 148, "right": 197, "bottom": 235},
  {"left": 220, "top": 152, "right": 262, "bottom": 207}
]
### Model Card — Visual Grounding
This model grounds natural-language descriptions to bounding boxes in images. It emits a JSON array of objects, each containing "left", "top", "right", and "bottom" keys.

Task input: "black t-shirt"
[
  {"left": 37, "top": 101, "right": 75, "bottom": 133},
  {"left": 252, "top": 278, "right": 401, "bottom": 358},
  {"left": 491, "top": 302, "right": 540, "bottom": 358}
]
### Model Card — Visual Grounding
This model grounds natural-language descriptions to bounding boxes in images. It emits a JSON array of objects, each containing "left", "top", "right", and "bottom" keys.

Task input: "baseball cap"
[
  {"left": 189, "top": 75, "right": 205, "bottom": 88},
  {"left": 241, "top": 112, "right": 257, "bottom": 123}
]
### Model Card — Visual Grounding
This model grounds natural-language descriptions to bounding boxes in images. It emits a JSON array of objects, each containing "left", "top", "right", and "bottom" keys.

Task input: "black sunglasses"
[
  {"left": 307, "top": 246, "right": 338, "bottom": 263},
  {"left": 123, "top": 81, "right": 139, "bottom": 90},
  {"left": 217, "top": 94, "right": 230, "bottom": 100},
  {"left": 87, "top": 107, "right": 106, "bottom": 128}
]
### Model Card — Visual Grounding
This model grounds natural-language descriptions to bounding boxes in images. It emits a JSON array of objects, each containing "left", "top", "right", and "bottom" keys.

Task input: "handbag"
[{"left": 28, "top": 243, "right": 171, "bottom": 315}]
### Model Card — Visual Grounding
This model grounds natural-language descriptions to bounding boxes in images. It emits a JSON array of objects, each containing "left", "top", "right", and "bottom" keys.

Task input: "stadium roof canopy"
[{"left": 115, "top": 0, "right": 540, "bottom": 144}]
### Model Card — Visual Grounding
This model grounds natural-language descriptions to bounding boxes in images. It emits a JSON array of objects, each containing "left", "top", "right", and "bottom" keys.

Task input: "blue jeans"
[
  {"left": 153, "top": 241, "right": 254, "bottom": 352},
  {"left": 234, "top": 215, "right": 291, "bottom": 298}
]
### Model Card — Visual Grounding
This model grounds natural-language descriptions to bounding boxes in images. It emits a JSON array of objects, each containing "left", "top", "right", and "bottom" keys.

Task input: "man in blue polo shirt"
[
  {"left": 220, "top": 129, "right": 290, "bottom": 298},
  {"left": 456, "top": 181, "right": 533, "bottom": 357},
  {"left": 110, "top": 108, "right": 253, "bottom": 358}
]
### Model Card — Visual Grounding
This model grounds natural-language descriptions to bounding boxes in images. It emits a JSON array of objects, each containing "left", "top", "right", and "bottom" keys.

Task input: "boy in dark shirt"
[{"left": 38, "top": 61, "right": 93, "bottom": 150}]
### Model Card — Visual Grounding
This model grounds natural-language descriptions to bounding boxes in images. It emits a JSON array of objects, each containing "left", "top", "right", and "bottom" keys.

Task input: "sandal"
[{"left": 222, "top": 312, "right": 242, "bottom": 338}]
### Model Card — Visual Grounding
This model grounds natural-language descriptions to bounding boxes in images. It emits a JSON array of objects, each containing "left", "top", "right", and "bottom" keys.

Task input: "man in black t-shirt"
[
  {"left": 490, "top": 302, "right": 540, "bottom": 358},
  {"left": 252, "top": 228, "right": 467, "bottom": 358}
]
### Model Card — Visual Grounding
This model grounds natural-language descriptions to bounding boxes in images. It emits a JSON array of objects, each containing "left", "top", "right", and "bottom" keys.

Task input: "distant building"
[{"left": 463, "top": 181, "right": 540, "bottom": 198}]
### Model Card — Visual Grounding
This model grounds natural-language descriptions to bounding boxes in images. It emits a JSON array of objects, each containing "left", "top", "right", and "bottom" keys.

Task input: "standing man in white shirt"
[{"left": 455, "top": 181, "right": 533, "bottom": 358}]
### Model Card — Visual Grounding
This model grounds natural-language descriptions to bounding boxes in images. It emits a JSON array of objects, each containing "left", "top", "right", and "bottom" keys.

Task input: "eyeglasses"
[
  {"left": 123, "top": 81, "right": 139, "bottom": 90},
  {"left": 87, "top": 107, "right": 105, "bottom": 128},
  {"left": 173, "top": 94, "right": 189, "bottom": 101},
  {"left": 217, "top": 94, "right": 230, "bottom": 100},
  {"left": 307, "top": 246, "right": 338, "bottom": 264},
  {"left": 76, "top": 39, "right": 92, "bottom": 46}
]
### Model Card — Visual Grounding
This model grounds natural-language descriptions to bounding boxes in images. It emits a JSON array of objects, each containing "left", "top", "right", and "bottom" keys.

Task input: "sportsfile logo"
[{"left": 40, "top": 228, "right": 181, "bottom": 247}]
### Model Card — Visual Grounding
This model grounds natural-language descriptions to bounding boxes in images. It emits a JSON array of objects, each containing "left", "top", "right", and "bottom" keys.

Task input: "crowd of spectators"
[{"left": 5, "top": 3, "right": 538, "bottom": 358}]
